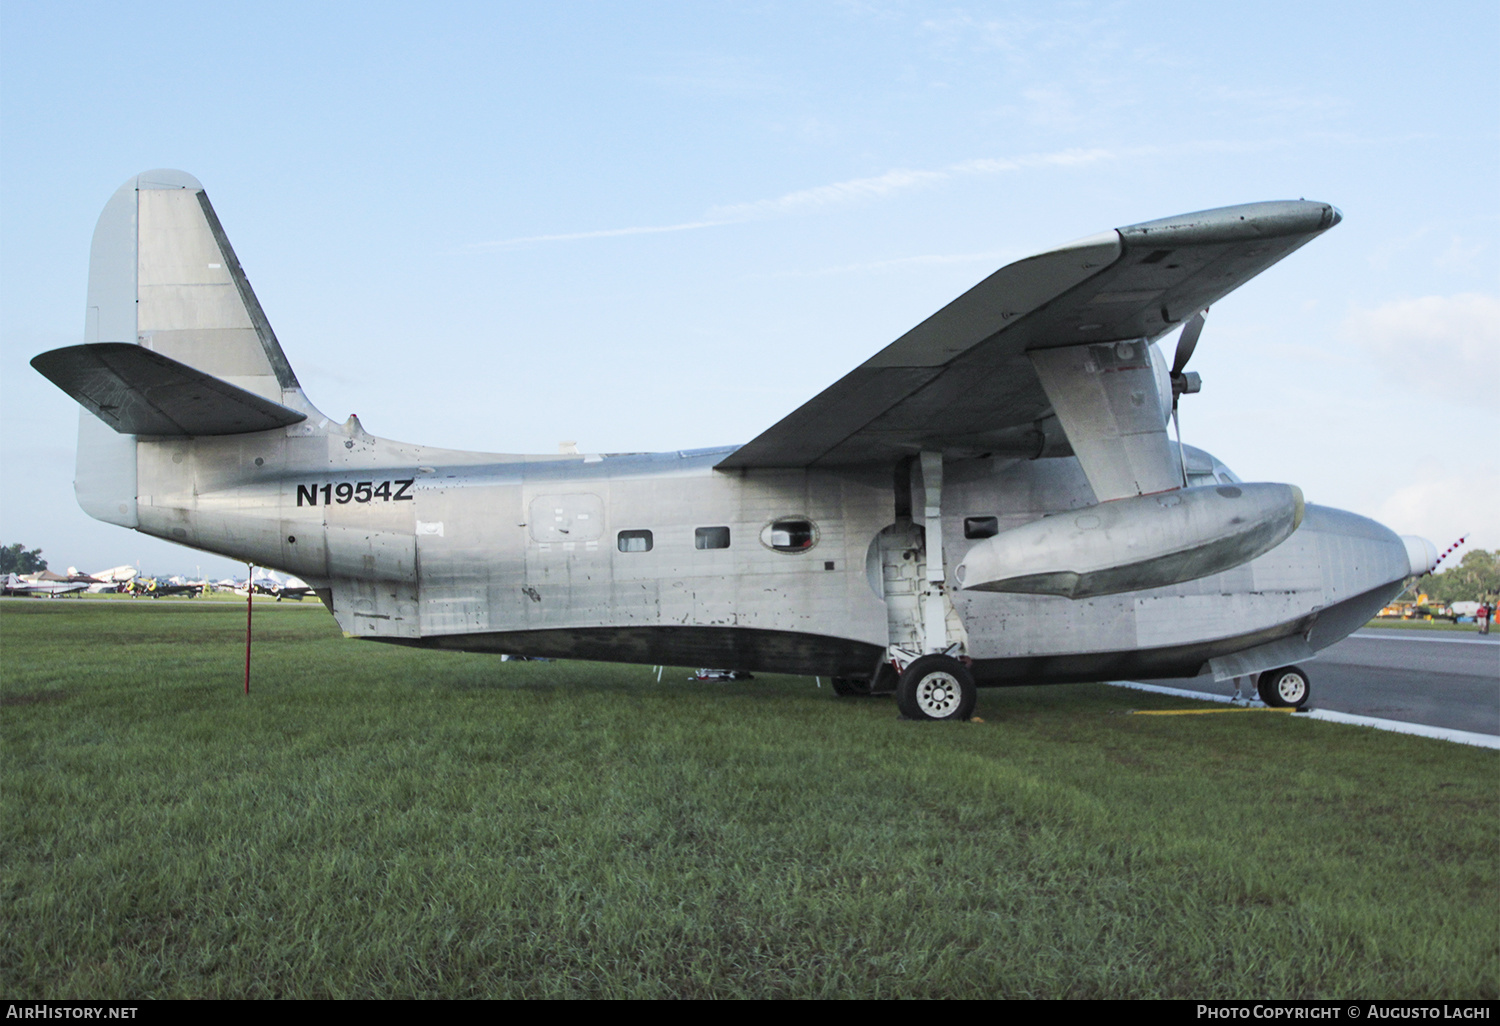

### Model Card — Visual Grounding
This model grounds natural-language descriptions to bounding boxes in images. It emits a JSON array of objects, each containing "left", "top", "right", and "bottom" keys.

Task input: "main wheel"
[
  {"left": 1257, "top": 665, "right": 1311, "bottom": 709},
  {"left": 831, "top": 676, "right": 874, "bottom": 697},
  {"left": 895, "top": 655, "right": 977, "bottom": 721}
]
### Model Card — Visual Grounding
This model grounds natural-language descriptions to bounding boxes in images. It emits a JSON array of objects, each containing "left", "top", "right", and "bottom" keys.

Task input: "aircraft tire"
[
  {"left": 896, "top": 655, "right": 976, "bottom": 721},
  {"left": 1257, "top": 665, "right": 1311, "bottom": 709},
  {"left": 831, "top": 676, "right": 874, "bottom": 697}
]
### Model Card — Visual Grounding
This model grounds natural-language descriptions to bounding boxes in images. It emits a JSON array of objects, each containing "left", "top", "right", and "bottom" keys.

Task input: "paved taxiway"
[{"left": 1145, "top": 629, "right": 1500, "bottom": 736}]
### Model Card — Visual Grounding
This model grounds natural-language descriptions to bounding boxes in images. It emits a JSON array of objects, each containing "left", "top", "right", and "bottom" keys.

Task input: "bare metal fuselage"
[
  {"left": 41, "top": 171, "right": 1420, "bottom": 695},
  {"left": 131, "top": 419, "right": 1410, "bottom": 684}
]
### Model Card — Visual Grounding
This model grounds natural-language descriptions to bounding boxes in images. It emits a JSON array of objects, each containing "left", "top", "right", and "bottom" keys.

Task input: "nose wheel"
[
  {"left": 895, "top": 655, "right": 977, "bottom": 721},
  {"left": 1257, "top": 665, "right": 1311, "bottom": 709}
]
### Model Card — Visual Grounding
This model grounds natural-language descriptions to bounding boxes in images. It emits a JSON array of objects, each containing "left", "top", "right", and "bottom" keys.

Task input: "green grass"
[{"left": 3, "top": 601, "right": 1496, "bottom": 998}]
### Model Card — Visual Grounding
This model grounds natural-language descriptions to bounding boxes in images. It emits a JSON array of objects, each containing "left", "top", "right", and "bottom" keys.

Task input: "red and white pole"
[
  {"left": 1431, "top": 535, "right": 1468, "bottom": 575},
  {"left": 244, "top": 563, "right": 253, "bottom": 696}
]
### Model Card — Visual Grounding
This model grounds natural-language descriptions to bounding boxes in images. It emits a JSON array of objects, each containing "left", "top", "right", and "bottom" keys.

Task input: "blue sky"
[{"left": 2, "top": 1, "right": 1496, "bottom": 578}]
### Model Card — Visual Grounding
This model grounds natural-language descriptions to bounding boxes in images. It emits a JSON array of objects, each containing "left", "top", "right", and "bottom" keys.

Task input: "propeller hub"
[{"left": 1172, "top": 370, "right": 1202, "bottom": 398}]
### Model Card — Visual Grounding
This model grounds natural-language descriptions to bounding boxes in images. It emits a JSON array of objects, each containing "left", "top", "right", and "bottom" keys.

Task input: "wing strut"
[{"left": 1028, "top": 337, "right": 1178, "bottom": 501}]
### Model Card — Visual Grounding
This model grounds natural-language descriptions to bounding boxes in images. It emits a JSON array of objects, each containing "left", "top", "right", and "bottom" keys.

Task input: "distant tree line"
[
  {"left": 0, "top": 543, "right": 48, "bottom": 575},
  {"left": 1414, "top": 549, "right": 1499, "bottom": 604}
]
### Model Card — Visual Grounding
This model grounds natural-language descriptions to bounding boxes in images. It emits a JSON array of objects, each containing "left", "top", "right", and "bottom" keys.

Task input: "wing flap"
[{"left": 32, "top": 342, "right": 308, "bottom": 436}]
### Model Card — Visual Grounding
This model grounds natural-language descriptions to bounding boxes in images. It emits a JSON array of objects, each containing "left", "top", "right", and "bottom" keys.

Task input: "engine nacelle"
[{"left": 954, "top": 483, "right": 1304, "bottom": 599}]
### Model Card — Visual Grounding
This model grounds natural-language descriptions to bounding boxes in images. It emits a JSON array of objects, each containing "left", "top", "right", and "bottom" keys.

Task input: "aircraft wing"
[{"left": 716, "top": 201, "right": 1339, "bottom": 471}]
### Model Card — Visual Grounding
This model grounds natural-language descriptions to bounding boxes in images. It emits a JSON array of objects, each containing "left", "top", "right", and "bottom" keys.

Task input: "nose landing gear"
[{"left": 1257, "top": 665, "right": 1311, "bottom": 709}]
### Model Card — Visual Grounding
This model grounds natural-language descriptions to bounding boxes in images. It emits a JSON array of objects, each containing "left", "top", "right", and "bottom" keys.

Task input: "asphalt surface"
[{"left": 1145, "top": 629, "right": 1500, "bottom": 736}]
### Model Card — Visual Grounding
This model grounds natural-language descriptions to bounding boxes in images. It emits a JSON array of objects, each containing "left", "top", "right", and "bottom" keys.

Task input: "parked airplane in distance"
[
  {"left": 66, "top": 564, "right": 139, "bottom": 592},
  {"left": 83, "top": 564, "right": 138, "bottom": 585},
  {"left": 251, "top": 569, "right": 314, "bottom": 601},
  {"left": 2, "top": 573, "right": 89, "bottom": 597},
  {"left": 124, "top": 575, "right": 205, "bottom": 598},
  {"left": 32, "top": 171, "right": 1438, "bottom": 719}
]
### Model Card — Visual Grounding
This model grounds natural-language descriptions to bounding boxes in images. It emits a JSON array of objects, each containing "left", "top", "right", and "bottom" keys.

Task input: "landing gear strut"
[
  {"left": 895, "top": 654, "right": 977, "bottom": 722},
  {"left": 1257, "top": 665, "right": 1311, "bottom": 709}
]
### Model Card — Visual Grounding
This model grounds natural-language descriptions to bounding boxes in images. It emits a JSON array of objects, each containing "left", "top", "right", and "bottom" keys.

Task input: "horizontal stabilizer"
[{"left": 32, "top": 343, "right": 307, "bottom": 436}]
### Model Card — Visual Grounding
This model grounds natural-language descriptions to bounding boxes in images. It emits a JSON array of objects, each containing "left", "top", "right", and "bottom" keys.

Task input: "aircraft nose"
[{"left": 1401, "top": 535, "right": 1439, "bottom": 577}]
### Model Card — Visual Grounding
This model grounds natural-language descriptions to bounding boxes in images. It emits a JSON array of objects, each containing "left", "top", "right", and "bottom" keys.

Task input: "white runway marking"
[
  {"left": 1351, "top": 629, "right": 1500, "bottom": 646},
  {"left": 1108, "top": 679, "right": 1500, "bottom": 750}
]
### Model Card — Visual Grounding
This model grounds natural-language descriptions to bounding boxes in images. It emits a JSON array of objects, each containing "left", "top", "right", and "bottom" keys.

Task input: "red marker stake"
[{"left": 244, "top": 563, "right": 253, "bottom": 695}]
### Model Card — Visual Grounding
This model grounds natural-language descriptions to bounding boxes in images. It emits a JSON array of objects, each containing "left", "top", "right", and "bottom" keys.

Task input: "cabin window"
[
  {"left": 761, "top": 518, "right": 816, "bottom": 552},
  {"left": 617, "top": 530, "right": 653, "bottom": 553},
  {"left": 964, "top": 516, "right": 1000, "bottom": 539},
  {"left": 695, "top": 526, "right": 730, "bottom": 550}
]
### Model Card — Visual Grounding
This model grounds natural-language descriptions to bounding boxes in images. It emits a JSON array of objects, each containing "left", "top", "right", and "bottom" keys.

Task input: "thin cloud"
[
  {"left": 707, "top": 166, "right": 950, "bottom": 221},
  {"left": 950, "top": 147, "right": 1118, "bottom": 174},
  {"left": 469, "top": 219, "right": 734, "bottom": 251},
  {"left": 468, "top": 145, "right": 1127, "bottom": 250},
  {"left": 754, "top": 249, "right": 1022, "bottom": 280},
  {"left": 1342, "top": 293, "right": 1500, "bottom": 409},
  {"left": 1376, "top": 467, "right": 1499, "bottom": 551}
]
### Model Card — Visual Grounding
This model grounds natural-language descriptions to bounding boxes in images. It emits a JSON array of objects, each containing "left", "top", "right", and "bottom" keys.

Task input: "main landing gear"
[
  {"left": 895, "top": 654, "right": 977, "bottom": 722},
  {"left": 1257, "top": 664, "right": 1311, "bottom": 709},
  {"left": 864, "top": 450, "right": 976, "bottom": 722},
  {"left": 830, "top": 676, "right": 875, "bottom": 697}
]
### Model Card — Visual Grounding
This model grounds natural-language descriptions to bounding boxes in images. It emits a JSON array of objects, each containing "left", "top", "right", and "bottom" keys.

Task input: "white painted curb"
[{"left": 1107, "top": 679, "right": 1499, "bottom": 750}]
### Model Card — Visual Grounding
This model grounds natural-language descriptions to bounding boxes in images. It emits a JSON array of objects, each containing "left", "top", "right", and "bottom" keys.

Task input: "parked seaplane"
[{"left": 32, "top": 171, "right": 1436, "bottom": 719}]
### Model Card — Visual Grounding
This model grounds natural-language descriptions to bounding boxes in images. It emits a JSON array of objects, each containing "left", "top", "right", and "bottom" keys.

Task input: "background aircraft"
[
  {"left": 251, "top": 570, "right": 314, "bottom": 601},
  {"left": 122, "top": 576, "right": 204, "bottom": 598},
  {"left": 2, "top": 572, "right": 89, "bottom": 597}
]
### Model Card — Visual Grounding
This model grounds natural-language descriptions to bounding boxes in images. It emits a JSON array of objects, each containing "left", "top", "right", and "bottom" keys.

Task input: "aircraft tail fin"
[
  {"left": 61, "top": 170, "right": 321, "bottom": 527},
  {"left": 124, "top": 170, "right": 302, "bottom": 396}
]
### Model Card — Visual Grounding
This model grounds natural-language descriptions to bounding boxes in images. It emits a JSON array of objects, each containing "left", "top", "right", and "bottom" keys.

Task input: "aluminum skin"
[{"left": 34, "top": 171, "right": 1428, "bottom": 698}]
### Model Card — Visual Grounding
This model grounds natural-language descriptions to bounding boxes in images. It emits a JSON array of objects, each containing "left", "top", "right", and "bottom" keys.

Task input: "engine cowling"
[{"left": 954, "top": 483, "right": 1304, "bottom": 599}]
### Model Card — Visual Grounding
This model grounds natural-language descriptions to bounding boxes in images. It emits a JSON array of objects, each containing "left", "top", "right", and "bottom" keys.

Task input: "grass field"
[{"left": 3, "top": 600, "right": 1495, "bottom": 999}]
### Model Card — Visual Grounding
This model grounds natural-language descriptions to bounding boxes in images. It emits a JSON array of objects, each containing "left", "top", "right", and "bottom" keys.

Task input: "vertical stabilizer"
[
  {"left": 76, "top": 173, "right": 153, "bottom": 526},
  {"left": 74, "top": 169, "right": 316, "bottom": 528},
  {"left": 135, "top": 172, "right": 299, "bottom": 400}
]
